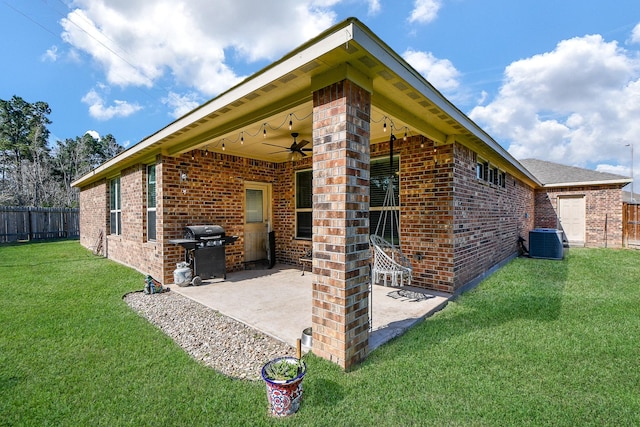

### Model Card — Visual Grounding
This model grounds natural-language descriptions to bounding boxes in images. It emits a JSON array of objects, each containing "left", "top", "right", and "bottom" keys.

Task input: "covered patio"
[
  {"left": 171, "top": 264, "right": 450, "bottom": 351},
  {"left": 74, "top": 17, "right": 539, "bottom": 369}
]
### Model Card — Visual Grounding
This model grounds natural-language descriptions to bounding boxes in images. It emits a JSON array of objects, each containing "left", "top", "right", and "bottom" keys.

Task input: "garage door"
[{"left": 558, "top": 196, "right": 585, "bottom": 246}]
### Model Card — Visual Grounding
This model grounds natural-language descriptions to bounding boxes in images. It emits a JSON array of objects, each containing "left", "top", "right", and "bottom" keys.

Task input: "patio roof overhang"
[{"left": 72, "top": 17, "right": 540, "bottom": 189}]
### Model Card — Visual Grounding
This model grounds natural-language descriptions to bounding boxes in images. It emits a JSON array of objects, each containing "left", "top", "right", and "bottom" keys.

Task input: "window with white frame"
[
  {"left": 370, "top": 155, "right": 400, "bottom": 243},
  {"left": 147, "top": 164, "right": 156, "bottom": 241},
  {"left": 109, "top": 177, "right": 121, "bottom": 235},
  {"left": 476, "top": 158, "right": 487, "bottom": 181},
  {"left": 295, "top": 169, "right": 312, "bottom": 239}
]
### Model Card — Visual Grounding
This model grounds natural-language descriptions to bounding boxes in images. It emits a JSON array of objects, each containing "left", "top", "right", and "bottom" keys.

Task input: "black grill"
[{"left": 169, "top": 225, "right": 238, "bottom": 280}]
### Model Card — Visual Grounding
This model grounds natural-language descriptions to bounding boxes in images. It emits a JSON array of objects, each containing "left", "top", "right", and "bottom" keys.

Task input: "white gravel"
[{"left": 123, "top": 290, "right": 295, "bottom": 381}]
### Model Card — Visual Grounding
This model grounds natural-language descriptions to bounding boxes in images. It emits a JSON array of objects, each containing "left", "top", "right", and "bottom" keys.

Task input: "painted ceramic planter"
[{"left": 261, "top": 357, "right": 306, "bottom": 416}]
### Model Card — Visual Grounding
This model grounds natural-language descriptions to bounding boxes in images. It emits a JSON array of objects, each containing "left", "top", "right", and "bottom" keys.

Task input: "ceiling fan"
[{"left": 264, "top": 132, "right": 312, "bottom": 158}]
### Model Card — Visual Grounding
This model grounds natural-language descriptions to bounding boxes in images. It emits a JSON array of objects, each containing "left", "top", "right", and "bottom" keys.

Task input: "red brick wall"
[
  {"left": 534, "top": 185, "right": 624, "bottom": 247},
  {"left": 396, "top": 138, "right": 534, "bottom": 293},
  {"left": 450, "top": 144, "right": 534, "bottom": 291},
  {"left": 101, "top": 163, "right": 164, "bottom": 281},
  {"left": 398, "top": 136, "right": 455, "bottom": 292},
  {"left": 79, "top": 179, "right": 108, "bottom": 255},
  {"left": 78, "top": 150, "right": 318, "bottom": 284},
  {"left": 274, "top": 158, "right": 314, "bottom": 264},
  {"left": 78, "top": 137, "right": 536, "bottom": 295},
  {"left": 157, "top": 151, "right": 316, "bottom": 284}
]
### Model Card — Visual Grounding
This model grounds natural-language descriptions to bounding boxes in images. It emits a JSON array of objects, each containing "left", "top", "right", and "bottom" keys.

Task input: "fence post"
[{"left": 28, "top": 207, "right": 33, "bottom": 241}]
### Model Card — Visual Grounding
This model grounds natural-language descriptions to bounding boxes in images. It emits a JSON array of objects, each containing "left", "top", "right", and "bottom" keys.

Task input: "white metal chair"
[{"left": 370, "top": 234, "right": 413, "bottom": 287}]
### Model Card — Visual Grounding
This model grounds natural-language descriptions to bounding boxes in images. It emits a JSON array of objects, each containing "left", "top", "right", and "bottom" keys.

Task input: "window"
[
  {"left": 498, "top": 171, "right": 506, "bottom": 188},
  {"left": 109, "top": 177, "right": 121, "bottom": 235},
  {"left": 295, "top": 169, "right": 312, "bottom": 239},
  {"left": 246, "top": 189, "right": 264, "bottom": 223},
  {"left": 477, "top": 158, "right": 489, "bottom": 181},
  {"left": 491, "top": 167, "right": 500, "bottom": 185},
  {"left": 370, "top": 155, "right": 400, "bottom": 244},
  {"left": 476, "top": 154, "right": 507, "bottom": 188},
  {"left": 147, "top": 165, "right": 156, "bottom": 241},
  {"left": 476, "top": 160, "right": 485, "bottom": 180}
]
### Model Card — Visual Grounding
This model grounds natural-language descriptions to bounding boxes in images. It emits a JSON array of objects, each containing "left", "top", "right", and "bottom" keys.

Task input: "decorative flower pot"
[{"left": 261, "top": 356, "right": 306, "bottom": 416}]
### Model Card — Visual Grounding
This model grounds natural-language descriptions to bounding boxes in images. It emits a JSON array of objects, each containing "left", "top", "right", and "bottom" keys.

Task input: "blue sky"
[{"left": 2, "top": 0, "right": 639, "bottom": 185}]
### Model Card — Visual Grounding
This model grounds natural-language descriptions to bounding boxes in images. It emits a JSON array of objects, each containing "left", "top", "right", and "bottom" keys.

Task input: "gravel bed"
[{"left": 123, "top": 290, "right": 295, "bottom": 381}]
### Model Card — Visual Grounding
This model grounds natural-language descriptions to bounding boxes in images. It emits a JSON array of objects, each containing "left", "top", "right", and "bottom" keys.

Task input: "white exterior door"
[
  {"left": 244, "top": 182, "right": 271, "bottom": 262},
  {"left": 558, "top": 196, "right": 585, "bottom": 246}
]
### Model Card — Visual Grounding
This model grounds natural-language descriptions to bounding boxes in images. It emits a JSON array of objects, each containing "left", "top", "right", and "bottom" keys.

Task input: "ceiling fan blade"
[
  {"left": 297, "top": 139, "right": 310, "bottom": 149},
  {"left": 263, "top": 142, "right": 287, "bottom": 149}
]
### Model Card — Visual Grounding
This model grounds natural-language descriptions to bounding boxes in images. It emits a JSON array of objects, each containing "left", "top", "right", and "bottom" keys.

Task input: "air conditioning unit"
[{"left": 529, "top": 228, "right": 564, "bottom": 260}]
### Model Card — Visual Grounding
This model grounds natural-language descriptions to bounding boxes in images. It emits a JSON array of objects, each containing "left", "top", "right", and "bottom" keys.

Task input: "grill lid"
[{"left": 184, "top": 225, "right": 225, "bottom": 240}]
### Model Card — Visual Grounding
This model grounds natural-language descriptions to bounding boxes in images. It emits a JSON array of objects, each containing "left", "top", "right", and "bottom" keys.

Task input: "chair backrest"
[
  {"left": 370, "top": 235, "right": 411, "bottom": 266},
  {"left": 370, "top": 234, "right": 412, "bottom": 270},
  {"left": 370, "top": 237, "right": 396, "bottom": 270}
]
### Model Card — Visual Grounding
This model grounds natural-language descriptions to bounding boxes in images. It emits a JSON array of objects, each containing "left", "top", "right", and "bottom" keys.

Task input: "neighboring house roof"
[
  {"left": 72, "top": 17, "right": 540, "bottom": 188},
  {"left": 520, "top": 158, "right": 632, "bottom": 187}
]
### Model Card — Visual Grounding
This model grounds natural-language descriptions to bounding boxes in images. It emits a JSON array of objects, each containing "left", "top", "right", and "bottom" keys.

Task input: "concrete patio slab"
[{"left": 172, "top": 264, "right": 450, "bottom": 352}]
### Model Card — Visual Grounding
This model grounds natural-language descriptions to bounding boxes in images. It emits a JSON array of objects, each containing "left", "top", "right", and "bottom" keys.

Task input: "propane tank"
[{"left": 173, "top": 262, "right": 193, "bottom": 287}]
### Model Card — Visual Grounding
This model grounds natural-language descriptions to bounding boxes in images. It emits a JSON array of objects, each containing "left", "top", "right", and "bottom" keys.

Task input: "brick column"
[{"left": 311, "top": 78, "right": 371, "bottom": 369}]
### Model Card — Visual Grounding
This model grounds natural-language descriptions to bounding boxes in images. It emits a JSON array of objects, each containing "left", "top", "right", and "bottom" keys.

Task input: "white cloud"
[
  {"left": 162, "top": 91, "right": 202, "bottom": 118},
  {"left": 84, "top": 130, "right": 133, "bottom": 148},
  {"left": 477, "top": 90, "right": 488, "bottom": 105},
  {"left": 595, "top": 163, "right": 629, "bottom": 176},
  {"left": 81, "top": 89, "right": 142, "bottom": 120},
  {"left": 367, "top": 0, "right": 381, "bottom": 15},
  {"left": 408, "top": 0, "right": 441, "bottom": 24},
  {"left": 631, "top": 23, "right": 640, "bottom": 44},
  {"left": 403, "top": 49, "right": 460, "bottom": 92},
  {"left": 85, "top": 130, "right": 100, "bottom": 139},
  {"left": 42, "top": 45, "right": 58, "bottom": 62},
  {"left": 469, "top": 34, "right": 640, "bottom": 170},
  {"left": 60, "top": 0, "right": 339, "bottom": 96}
]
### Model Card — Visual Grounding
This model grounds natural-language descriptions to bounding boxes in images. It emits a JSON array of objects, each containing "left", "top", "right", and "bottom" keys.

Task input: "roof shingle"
[{"left": 519, "top": 159, "right": 631, "bottom": 186}]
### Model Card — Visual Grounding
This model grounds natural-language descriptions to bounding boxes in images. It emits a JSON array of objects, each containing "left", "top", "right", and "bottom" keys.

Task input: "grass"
[{"left": 1, "top": 241, "right": 639, "bottom": 426}]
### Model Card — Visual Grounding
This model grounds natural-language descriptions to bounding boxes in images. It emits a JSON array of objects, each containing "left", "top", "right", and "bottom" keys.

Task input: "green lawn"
[{"left": 1, "top": 241, "right": 639, "bottom": 426}]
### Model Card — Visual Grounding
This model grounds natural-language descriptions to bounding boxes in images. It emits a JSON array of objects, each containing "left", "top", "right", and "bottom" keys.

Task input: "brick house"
[
  {"left": 521, "top": 159, "right": 630, "bottom": 247},
  {"left": 72, "top": 18, "right": 630, "bottom": 368}
]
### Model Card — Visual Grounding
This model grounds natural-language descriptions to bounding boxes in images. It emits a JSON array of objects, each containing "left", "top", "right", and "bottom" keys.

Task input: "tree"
[
  {"left": 51, "top": 132, "right": 125, "bottom": 207},
  {"left": 0, "top": 95, "right": 125, "bottom": 207},
  {"left": 0, "top": 96, "right": 52, "bottom": 205}
]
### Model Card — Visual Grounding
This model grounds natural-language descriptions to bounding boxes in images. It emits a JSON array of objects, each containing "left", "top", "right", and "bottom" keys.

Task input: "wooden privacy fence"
[
  {"left": 623, "top": 202, "right": 640, "bottom": 249},
  {"left": 0, "top": 207, "right": 79, "bottom": 243}
]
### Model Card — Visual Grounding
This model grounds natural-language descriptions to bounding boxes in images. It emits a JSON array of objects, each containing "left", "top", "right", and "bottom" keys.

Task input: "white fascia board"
[
  {"left": 543, "top": 178, "right": 632, "bottom": 188},
  {"left": 349, "top": 23, "right": 540, "bottom": 186}
]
